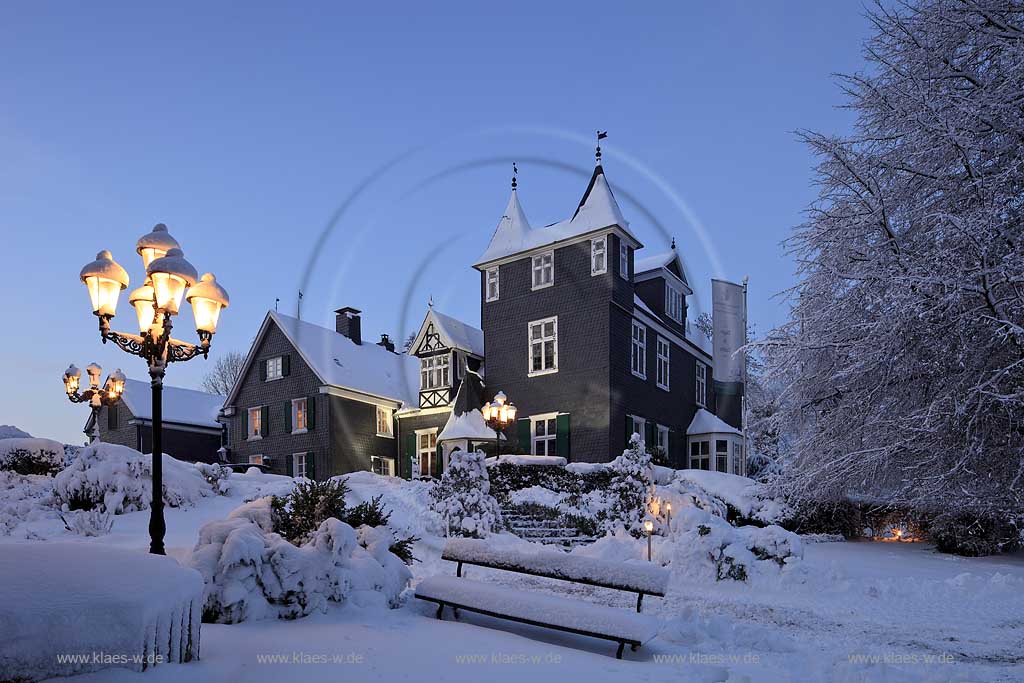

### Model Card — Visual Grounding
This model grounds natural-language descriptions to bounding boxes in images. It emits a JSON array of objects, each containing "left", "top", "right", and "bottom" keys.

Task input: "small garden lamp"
[
  {"left": 644, "top": 519, "right": 655, "bottom": 561},
  {"left": 665, "top": 501, "right": 672, "bottom": 532}
]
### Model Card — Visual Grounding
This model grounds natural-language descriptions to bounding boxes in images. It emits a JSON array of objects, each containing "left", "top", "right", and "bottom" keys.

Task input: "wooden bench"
[{"left": 415, "top": 538, "right": 670, "bottom": 658}]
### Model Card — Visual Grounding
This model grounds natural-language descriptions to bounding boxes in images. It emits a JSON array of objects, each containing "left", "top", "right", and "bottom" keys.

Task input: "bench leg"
[
  {"left": 436, "top": 603, "right": 444, "bottom": 620},
  {"left": 452, "top": 607, "right": 460, "bottom": 619},
  {"left": 457, "top": 562, "right": 463, "bottom": 578},
  {"left": 616, "top": 642, "right": 625, "bottom": 659},
  {"left": 631, "top": 644, "right": 638, "bottom": 652},
  {"left": 636, "top": 592, "right": 644, "bottom": 613}
]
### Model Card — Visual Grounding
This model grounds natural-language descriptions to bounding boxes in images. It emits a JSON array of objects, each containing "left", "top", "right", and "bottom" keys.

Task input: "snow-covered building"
[{"left": 89, "top": 379, "right": 225, "bottom": 463}]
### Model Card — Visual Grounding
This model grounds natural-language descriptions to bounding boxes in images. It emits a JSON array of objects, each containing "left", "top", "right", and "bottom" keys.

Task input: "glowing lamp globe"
[
  {"left": 80, "top": 250, "right": 129, "bottom": 317},
  {"left": 63, "top": 364, "right": 81, "bottom": 395},
  {"left": 128, "top": 281, "right": 164, "bottom": 336},
  {"left": 506, "top": 402, "right": 517, "bottom": 422},
  {"left": 107, "top": 369, "right": 126, "bottom": 399},
  {"left": 644, "top": 520, "right": 654, "bottom": 534},
  {"left": 146, "top": 248, "right": 198, "bottom": 315},
  {"left": 185, "top": 273, "right": 230, "bottom": 334},
  {"left": 494, "top": 391, "right": 507, "bottom": 406},
  {"left": 135, "top": 223, "right": 181, "bottom": 269}
]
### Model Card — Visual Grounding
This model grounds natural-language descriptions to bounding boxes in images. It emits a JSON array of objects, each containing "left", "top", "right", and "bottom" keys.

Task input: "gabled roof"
[
  {"left": 410, "top": 308, "right": 484, "bottom": 358},
  {"left": 226, "top": 311, "right": 420, "bottom": 408},
  {"left": 473, "top": 164, "right": 641, "bottom": 268},
  {"left": 118, "top": 379, "right": 223, "bottom": 428},
  {"left": 635, "top": 247, "right": 692, "bottom": 292},
  {"left": 687, "top": 408, "right": 742, "bottom": 436}
]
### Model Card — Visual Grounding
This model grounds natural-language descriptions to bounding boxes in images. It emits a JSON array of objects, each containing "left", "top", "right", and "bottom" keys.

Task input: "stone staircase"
[{"left": 501, "top": 509, "right": 597, "bottom": 548}]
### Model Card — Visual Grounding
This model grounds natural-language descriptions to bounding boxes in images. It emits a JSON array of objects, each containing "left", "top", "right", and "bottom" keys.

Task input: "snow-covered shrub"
[
  {"left": 670, "top": 469, "right": 792, "bottom": 527},
  {"left": 342, "top": 470, "right": 445, "bottom": 540},
  {"left": 0, "top": 471, "right": 56, "bottom": 535},
  {"left": 430, "top": 450, "right": 503, "bottom": 538},
  {"left": 673, "top": 507, "right": 804, "bottom": 583},
  {"left": 195, "top": 461, "right": 232, "bottom": 495},
  {"left": 189, "top": 498, "right": 411, "bottom": 623},
  {"left": 61, "top": 507, "right": 115, "bottom": 536},
  {"left": 0, "top": 438, "right": 65, "bottom": 476},
  {"left": 928, "top": 511, "right": 1021, "bottom": 557},
  {"left": 53, "top": 443, "right": 221, "bottom": 513},
  {"left": 604, "top": 434, "right": 653, "bottom": 536}
]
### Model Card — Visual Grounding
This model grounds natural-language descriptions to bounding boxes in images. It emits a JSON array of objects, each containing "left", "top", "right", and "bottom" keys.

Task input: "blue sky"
[{"left": 1, "top": 2, "right": 871, "bottom": 443}]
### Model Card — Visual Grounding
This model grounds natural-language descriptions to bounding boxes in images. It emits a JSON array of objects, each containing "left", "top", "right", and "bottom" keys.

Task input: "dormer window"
[
  {"left": 532, "top": 251, "right": 554, "bottom": 290},
  {"left": 666, "top": 283, "right": 684, "bottom": 323},
  {"left": 420, "top": 355, "right": 450, "bottom": 390}
]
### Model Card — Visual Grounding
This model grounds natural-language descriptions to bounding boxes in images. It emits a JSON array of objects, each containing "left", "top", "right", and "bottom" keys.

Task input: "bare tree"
[
  {"left": 760, "top": 0, "right": 1024, "bottom": 521},
  {"left": 200, "top": 350, "right": 246, "bottom": 396}
]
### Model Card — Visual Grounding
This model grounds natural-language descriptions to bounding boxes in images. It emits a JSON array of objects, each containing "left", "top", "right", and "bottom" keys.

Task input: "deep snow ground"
[{"left": 5, "top": 472, "right": 1023, "bottom": 683}]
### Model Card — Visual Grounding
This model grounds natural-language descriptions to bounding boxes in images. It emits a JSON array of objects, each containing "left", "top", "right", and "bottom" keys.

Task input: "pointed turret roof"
[
  {"left": 571, "top": 164, "right": 629, "bottom": 232},
  {"left": 476, "top": 188, "right": 531, "bottom": 265}
]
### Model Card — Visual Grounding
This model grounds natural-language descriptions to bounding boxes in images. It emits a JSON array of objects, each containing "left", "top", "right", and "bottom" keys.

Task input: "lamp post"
[
  {"left": 76, "top": 224, "right": 229, "bottom": 555},
  {"left": 482, "top": 391, "right": 516, "bottom": 458},
  {"left": 644, "top": 519, "right": 654, "bottom": 561},
  {"left": 665, "top": 501, "right": 672, "bottom": 534},
  {"left": 62, "top": 363, "right": 126, "bottom": 443}
]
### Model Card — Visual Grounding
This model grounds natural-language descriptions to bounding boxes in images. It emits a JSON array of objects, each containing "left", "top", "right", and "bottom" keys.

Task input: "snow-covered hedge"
[
  {"left": 0, "top": 437, "right": 65, "bottom": 476},
  {"left": 663, "top": 470, "right": 792, "bottom": 527},
  {"left": 0, "top": 471, "right": 56, "bottom": 535},
  {"left": 430, "top": 450, "right": 503, "bottom": 538},
  {"left": 672, "top": 507, "right": 804, "bottom": 583},
  {"left": 188, "top": 498, "right": 411, "bottom": 623},
  {"left": 54, "top": 443, "right": 226, "bottom": 514}
]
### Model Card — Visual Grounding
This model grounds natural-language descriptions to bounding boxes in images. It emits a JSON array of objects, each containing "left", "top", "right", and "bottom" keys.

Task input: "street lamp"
[
  {"left": 62, "top": 363, "right": 126, "bottom": 443},
  {"left": 76, "top": 223, "right": 229, "bottom": 555},
  {"left": 482, "top": 391, "right": 516, "bottom": 458},
  {"left": 644, "top": 519, "right": 654, "bottom": 561}
]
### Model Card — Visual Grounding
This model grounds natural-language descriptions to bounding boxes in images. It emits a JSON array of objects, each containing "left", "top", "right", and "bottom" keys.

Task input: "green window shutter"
[
  {"left": 286, "top": 453, "right": 294, "bottom": 477},
  {"left": 306, "top": 451, "right": 316, "bottom": 481},
  {"left": 108, "top": 404, "right": 117, "bottom": 431},
  {"left": 403, "top": 433, "right": 416, "bottom": 479},
  {"left": 258, "top": 360, "right": 267, "bottom": 382},
  {"left": 435, "top": 443, "right": 443, "bottom": 478},
  {"left": 626, "top": 414, "right": 634, "bottom": 444},
  {"left": 516, "top": 418, "right": 531, "bottom": 455},
  {"left": 306, "top": 396, "right": 316, "bottom": 430},
  {"left": 645, "top": 421, "right": 655, "bottom": 448},
  {"left": 260, "top": 405, "right": 270, "bottom": 436},
  {"left": 282, "top": 355, "right": 291, "bottom": 377},
  {"left": 283, "top": 401, "right": 292, "bottom": 433},
  {"left": 555, "top": 413, "right": 570, "bottom": 461}
]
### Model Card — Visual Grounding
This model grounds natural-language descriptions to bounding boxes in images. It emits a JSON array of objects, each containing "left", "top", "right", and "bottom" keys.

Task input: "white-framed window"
[
  {"left": 591, "top": 236, "right": 607, "bottom": 275},
  {"left": 375, "top": 405, "right": 394, "bottom": 438},
  {"left": 656, "top": 337, "right": 670, "bottom": 391},
  {"left": 666, "top": 283, "right": 683, "bottom": 323},
  {"left": 415, "top": 429, "right": 437, "bottom": 478},
  {"left": 657, "top": 424, "right": 670, "bottom": 457},
  {"left": 630, "top": 415, "right": 646, "bottom": 445},
  {"left": 486, "top": 267, "right": 499, "bottom": 302},
  {"left": 695, "top": 360, "right": 707, "bottom": 407},
  {"left": 631, "top": 321, "right": 647, "bottom": 379},
  {"left": 293, "top": 452, "right": 307, "bottom": 479},
  {"left": 420, "top": 355, "right": 450, "bottom": 390},
  {"left": 528, "top": 317, "right": 558, "bottom": 376},
  {"left": 716, "top": 439, "right": 729, "bottom": 473},
  {"left": 266, "top": 356, "right": 283, "bottom": 380},
  {"left": 248, "top": 454, "right": 264, "bottom": 466},
  {"left": 689, "top": 439, "right": 710, "bottom": 470},
  {"left": 247, "top": 407, "right": 262, "bottom": 439},
  {"left": 371, "top": 455, "right": 395, "bottom": 477},
  {"left": 291, "top": 398, "right": 307, "bottom": 434},
  {"left": 531, "top": 251, "right": 554, "bottom": 290},
  {"left": 531, "top": 413, "right": 558, "bottom": 456},
  {"left": 619, "top": 242, "right": 629, "bottom": 280},
  {"left": 734, "top": 441, "right": 744, "bottom": 476}
]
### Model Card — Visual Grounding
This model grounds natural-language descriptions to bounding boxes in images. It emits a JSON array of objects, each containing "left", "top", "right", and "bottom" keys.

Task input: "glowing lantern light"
[
  {"left": 185, "top": 273, "right": 230, "bottom": 334},
  {"left": 146, "top": 248, "right": 197, "bottom": 315},
  {"left": 80, "top": 250, "right": 129, "bottom": 317}
]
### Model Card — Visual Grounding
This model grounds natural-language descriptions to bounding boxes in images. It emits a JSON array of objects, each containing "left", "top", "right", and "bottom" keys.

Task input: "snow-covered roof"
[
  {"left": 120, "top": 379, "right": 224, "bottom": 428},
  {"left": 269, "top": 311, "right": 420, "bottom": 405},
  {"left": 438, "top": 409, "right": 500, "bottom": 442},
  {"left": 474, "top": 165, "right": 641, "bottom": 267},
  {"left": 424, "top": 309, "right": 484, "bottom": 358},
  {"left": 686, "top": 408, "right": 742, "bottom": 436}
]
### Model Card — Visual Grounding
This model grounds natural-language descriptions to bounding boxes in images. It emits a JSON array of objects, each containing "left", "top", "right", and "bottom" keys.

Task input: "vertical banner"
[{"left": 712, "top": 279, "right": 746, "bottom": 388}]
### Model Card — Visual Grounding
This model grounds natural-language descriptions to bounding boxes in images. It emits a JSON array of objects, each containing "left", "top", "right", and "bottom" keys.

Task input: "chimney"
[
  {"left": 334, "top": 307, "right": 362, "bottom": 345},
  {"left": 377, "top": 333, "right": 396, "bottom": 353}
]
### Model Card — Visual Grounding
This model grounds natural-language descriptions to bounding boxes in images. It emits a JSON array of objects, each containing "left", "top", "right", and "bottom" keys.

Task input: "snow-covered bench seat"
[
  {"left": 415, "top": 575, "right": 659, "bottom": 659},
  {"left": 0, "top": 542, "right": 203, "bottom": 682},
  {"left": 441, "top": 537, "right": 670, "bottom": 612}
]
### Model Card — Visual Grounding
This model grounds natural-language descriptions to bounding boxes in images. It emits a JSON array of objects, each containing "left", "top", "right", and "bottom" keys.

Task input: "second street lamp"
[
  {"left": 482, "top": 391, "right": 516, "bottom": 458},
  {"left": 62, "top": 363, "right": 125, "bottom": 443},
  {"left": 77, "top": 223, "right": 229, "bottom": 555}
]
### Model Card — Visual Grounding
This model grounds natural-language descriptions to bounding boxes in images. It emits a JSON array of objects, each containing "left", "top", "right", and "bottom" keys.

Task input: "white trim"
[
  {"left": 371, "top": 455, "right": 395, "bottom": 476},
  {"left": 629, "top": 414, "right": 646, "bottom": 445},
  {"left": 630, "top": 303, "right": 712, "bottom": 362},
  {"left": 657, "top": 424, "right": 670, "bottom": 455},
  {"left": 248, "top": 454, "right": 264, "bottom": 466},
  {"left": 590, "top": 236, "right": 607, "bottom": 275},
  {"left": 527, "top": 316, "right": 558, "bottom": 377},
  {"left": 292, "top": 452, "right": 307, "bottom": 479},
  {"left": 665, "top": 282, "right": 684, "bottom": 323},
  {"left": 473, "top": 226, "right": 641, "bottom": 270},
  {"left": 396, "top": 405, "right": 452, "bottom": 418},
  {"left": 631, "top": 320, "right": 647, "bottom": 379},
  {"left": 696, "top": 360, "right": 708, "bottom": 408},
  {"left": 634, "top": 265, "right": 693, "bottom": 295},
  {"left": 265, "top": 356, "right": 284, "bottom": 381},
  {"left": 485, "top": 266, "right": 499, "bottom": 302},
  {"left": 126, "top": 419, "right": 222, "bottom": 435},
  {"left": 531, "top": 250, "right": 554, "bottom": 290},
  {"left": 656, "top": 336, "right": 671, "bottom": 391},
  {"left": 619, "top": 242, "right": 630, "bottom": 281},
  {"left": 375, "top": 405, "right": 394, "bottom": 438},
  {"left": 247, "top": 406, "right": 263, "bottom": 441},
  {"left": 530, "top": 412, "right": 559, "bottom": 456},
  {"left": 291, "top": 397, "right": 308, "bottom": 434},
  {"left": 319, "top": 385, "right": 403, "bottom": 409},
  {"left": 413, "top": 428, "right": 438, "bottom": 478}
]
